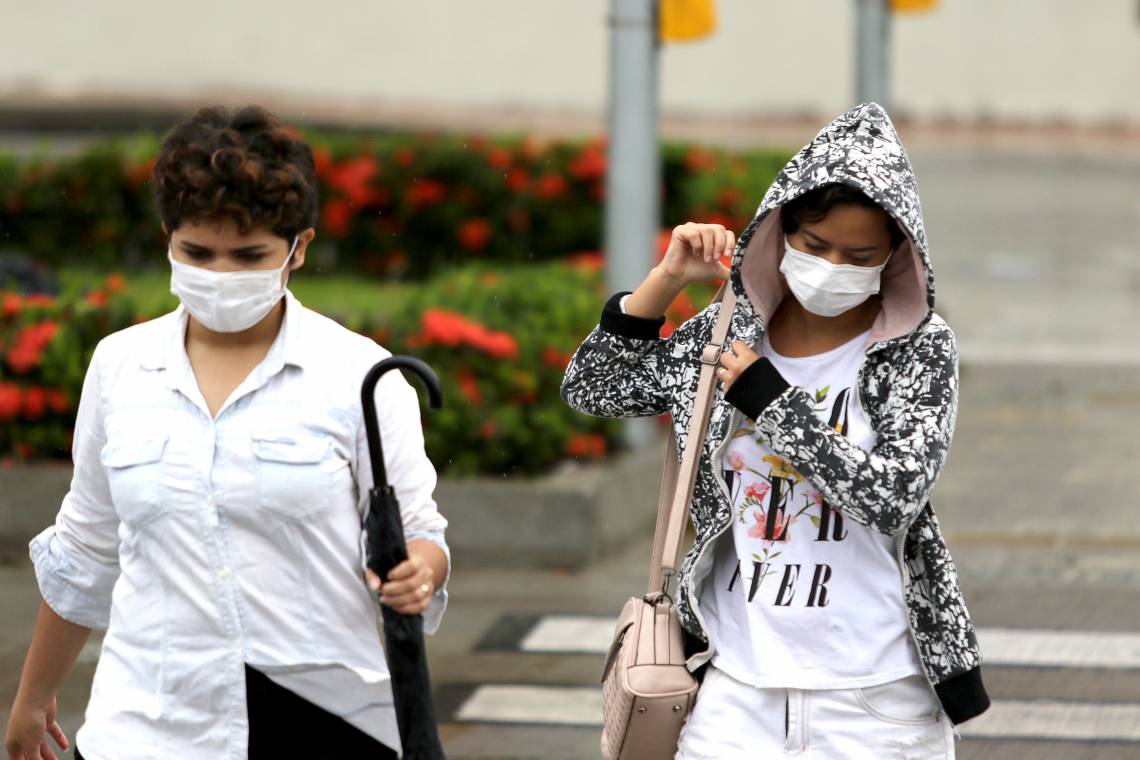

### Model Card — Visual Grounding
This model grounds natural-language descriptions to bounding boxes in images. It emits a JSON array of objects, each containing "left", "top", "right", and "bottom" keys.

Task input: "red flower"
[
  {"left": 505, "top": 168, "right": 530, "bottom": 193},
  {"left": 542, "top": 348, "right": 573, "bottom": 369},
  {"left": 327, "top": 156, "right": 382, "bottom": 206},
  {"left": 486, "top": 147, "right": 512, "bottom": 171},
  {"left": 406, "top": 179, "right": 447, "bottom": 208},
  {"left": 478, "top": 332, "right": 518, "bottom": 360},
  {"left": 0, "top": 383, "right": 21, "bottom": 421},
  {"left": 684, "top": 147, "right": 719, "bottom": 173},
  {"left": 23, "top": 295, "right": 54, "bottom": 308},
  {"left": 456, "top": 371, "right": 482, "bottom": 406},
  {"left": 86, "top": 290, "right": 109, "bottom": 308},
  {"left": 478, "top": 421, "right": 498, "bottom": 439},
  {"left": 312, "top": 147, "right": 334, "bottom": 181},
  {"left": 717, "top": 186, "right": 743, "bottom": 209},
  {"left": 124, "top": 156, "right": 157, "bottom": 188},
  {"left": 45, "top": 389, "right": 70, "bottom": 414},
  {"left": 393, "top": 147, "right": 416, "bottom": 167},
  {"left": 569, "top": 145, "right": 606, "bottom": 182},
  {"left": 321, "top": 199, "right": 355, "bottom": 238},
  {"left": 6, "top": 321, "right": 59, "bottom": 374},
  {"left": 566, "top": 433, "right": 607, "bottom": 459},
  {"left": 668, "top": 289, "right": 697, "bottom": 322},
  {"left": 534, "top": 173, "right": 568, "bottom": 200},
  {"left": 409, "top": 308, "right": 519, "bottom": 360},
  {"left": 745, "top": 481, "right": 772, "bottom": 503},
  {"left": 457, "top": 218, "right": 492, "bottom": 252},
  {"left": 22, "top": 386, "right": 47, "bottom": 420},
  {"left": 566, "top": 251, "right": 604, "bottom": 271},
  {"left": 2, "top": 293, "right": 21, "bottom": 318},
  {"left": 104, "top": 273, "right": 127, "bottom": 293}
]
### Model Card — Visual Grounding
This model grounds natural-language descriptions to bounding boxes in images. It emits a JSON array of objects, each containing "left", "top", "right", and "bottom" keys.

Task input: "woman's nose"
[{"left": 821, "top": 249, "right": 845, "bottom": 266}]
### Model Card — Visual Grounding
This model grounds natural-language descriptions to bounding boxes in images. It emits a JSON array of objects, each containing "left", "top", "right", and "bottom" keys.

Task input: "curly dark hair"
[
  {"left": 781, "top": 183, "right": 905, "bottom": 249},
  {"left": 153, "top": 105, "right": 318, "bottom": 239}
]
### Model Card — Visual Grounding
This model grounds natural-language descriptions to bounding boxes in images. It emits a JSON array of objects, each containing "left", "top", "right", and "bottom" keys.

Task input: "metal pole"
[
  {"left": 855, "top": 0, "right": 890, "bottom": 109},
  {"left": 605, "top": 0, "right": 660, "bottom": 449}
]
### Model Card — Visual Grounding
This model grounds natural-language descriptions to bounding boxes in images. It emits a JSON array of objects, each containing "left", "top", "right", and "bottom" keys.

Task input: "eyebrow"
[
  {"left": 802, "top": 230, "right": 881, "bottom": 254},
  {"left": 180, "top": 241, "right": 270, "bottom": 254}
]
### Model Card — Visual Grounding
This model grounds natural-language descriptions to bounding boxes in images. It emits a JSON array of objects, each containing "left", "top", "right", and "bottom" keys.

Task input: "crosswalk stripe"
[
  {"left": 455, "top": 685, "right": 601, "bottom": 726},
  {"left": 452, "top": 685, "right": 1140, "bottom": 741},
  {"left": 517, "top": 615, "right": 1140, "bottom": 670}
]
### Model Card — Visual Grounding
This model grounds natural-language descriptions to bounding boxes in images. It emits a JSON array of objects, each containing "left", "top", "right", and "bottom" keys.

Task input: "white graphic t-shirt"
[{"left": 702, "top": 329, "right": 923, "bottom": 689}]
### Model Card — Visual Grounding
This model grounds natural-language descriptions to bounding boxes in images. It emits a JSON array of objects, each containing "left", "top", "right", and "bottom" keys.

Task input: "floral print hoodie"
[{"left": 561, "top": 103, "right": 989, "bottom": 725}]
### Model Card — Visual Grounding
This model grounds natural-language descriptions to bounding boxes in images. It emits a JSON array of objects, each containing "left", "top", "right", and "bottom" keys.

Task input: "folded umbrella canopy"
[{"left": 361, "top": 355, "right": 447, "bottom": 760}]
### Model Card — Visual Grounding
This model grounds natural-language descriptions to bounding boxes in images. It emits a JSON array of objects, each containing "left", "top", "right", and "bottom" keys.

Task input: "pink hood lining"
[{"left": 737, "top": 208, "right": 930, "bottom": 346}]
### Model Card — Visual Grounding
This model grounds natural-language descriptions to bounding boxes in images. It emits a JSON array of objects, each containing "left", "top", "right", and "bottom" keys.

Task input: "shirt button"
[{"left": 218, "top": 568, "right": 231, "bottom": 580}]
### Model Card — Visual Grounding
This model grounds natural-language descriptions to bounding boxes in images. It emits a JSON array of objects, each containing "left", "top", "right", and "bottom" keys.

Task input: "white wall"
[{"left": 1, "top": 0, "right": 1138, "bottom": 124}]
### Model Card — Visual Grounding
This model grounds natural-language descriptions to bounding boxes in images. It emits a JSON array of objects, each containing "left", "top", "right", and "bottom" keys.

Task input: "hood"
[{"left": 730, "top": 102, "right": 934, "bottom": 346}]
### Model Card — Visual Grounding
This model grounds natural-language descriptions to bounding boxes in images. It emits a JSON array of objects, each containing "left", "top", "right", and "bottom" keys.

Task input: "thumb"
[{"left": 715, "top": 263, "right": 731, "bottom": 280}]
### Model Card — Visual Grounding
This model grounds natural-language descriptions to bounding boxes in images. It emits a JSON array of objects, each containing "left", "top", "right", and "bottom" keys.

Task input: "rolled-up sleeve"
[
  {"left": 354, "top": 355, "right": 450, "bottom": 635},
  {"left": 29, "top": 342, "right": 121, "bottom": 630}
]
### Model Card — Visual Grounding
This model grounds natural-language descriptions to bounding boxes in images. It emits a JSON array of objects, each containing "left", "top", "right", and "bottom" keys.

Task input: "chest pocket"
[
  {"left": 101, "top": 433, "right": 169, "bottom": 529},
  {"left": 251, "top": 431, "right": 334, "bottom": 521}
]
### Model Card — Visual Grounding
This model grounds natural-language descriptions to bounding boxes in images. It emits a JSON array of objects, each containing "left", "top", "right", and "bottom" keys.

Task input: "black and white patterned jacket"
[{"left": 561, "top": 103, "right": 989, "bottom": 725}]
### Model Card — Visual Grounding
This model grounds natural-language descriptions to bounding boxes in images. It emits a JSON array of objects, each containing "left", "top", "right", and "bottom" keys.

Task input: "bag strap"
[{"left": 648, "top": 282, "right": 738, "bottom": 596}]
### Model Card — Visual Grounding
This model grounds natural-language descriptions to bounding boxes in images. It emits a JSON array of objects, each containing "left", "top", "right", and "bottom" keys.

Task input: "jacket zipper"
[{"left": 685, "top": 403, "right": 742, "bottom": 668}]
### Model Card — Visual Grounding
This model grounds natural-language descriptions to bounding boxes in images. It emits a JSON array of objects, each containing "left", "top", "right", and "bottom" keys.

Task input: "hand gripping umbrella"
[{"left": 361, "top": 355, "right": 447, "bottom": 760}]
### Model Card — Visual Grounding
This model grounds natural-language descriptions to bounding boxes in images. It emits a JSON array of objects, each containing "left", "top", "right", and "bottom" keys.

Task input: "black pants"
[{"left": 75, "top": 665, "right": 397, "bottom": 759}]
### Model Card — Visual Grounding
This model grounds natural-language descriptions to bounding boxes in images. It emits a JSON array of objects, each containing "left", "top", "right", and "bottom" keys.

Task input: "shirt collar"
[{"left": 139, "top": 289, "right": 308, "bottom": 374}]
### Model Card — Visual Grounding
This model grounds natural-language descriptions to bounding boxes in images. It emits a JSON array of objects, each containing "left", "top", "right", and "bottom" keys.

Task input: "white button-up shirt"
[{"left": 29, "top": 290, "right": 449, "bottom": 759}]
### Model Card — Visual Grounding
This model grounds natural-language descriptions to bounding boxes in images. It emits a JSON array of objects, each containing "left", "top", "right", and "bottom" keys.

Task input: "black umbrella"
[{"left": 361, "top": 355, "right": 447, "bottom": 760}]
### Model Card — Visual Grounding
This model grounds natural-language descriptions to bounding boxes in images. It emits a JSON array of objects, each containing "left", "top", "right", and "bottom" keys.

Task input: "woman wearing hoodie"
[{"left": 562, "top": 103, "right": 988, "bottom": 758}]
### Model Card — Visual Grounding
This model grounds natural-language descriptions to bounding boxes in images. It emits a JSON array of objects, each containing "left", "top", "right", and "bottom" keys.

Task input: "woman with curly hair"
[{"left": 4, "top": 106, "right": 450, "bottom": 760}]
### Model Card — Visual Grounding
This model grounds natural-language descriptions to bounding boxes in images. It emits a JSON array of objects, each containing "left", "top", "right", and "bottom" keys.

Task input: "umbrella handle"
[{"left": 360, "top": 355, "right": 443, "bottom": 488}]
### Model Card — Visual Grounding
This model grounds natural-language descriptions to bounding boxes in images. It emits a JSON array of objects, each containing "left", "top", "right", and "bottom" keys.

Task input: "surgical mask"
[
  {"left": 778, "top": 236, "right": 891, "bottom": 318},
  {"left": 168, "top": 236, "right": 299, "bottom": 332}
]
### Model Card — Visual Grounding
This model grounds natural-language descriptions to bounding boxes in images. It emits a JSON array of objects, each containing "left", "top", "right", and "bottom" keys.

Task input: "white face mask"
[
  {"left": 778, "top": 236, "right": 891, "bottom": 318},
  {"left": 168, "top": 236, "right": 299, "bottom": 333}
]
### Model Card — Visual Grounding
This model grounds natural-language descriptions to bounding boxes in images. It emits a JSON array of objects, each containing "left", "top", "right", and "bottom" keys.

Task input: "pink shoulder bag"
[{"left": 600, "top": 284, "right": 737, "bottom": 760}]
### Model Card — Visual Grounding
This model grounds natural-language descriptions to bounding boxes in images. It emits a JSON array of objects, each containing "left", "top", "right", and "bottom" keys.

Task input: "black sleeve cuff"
[
  {"left": 599, "top": 291, "right": 667, "bottom": 340},
  {"left": 724, "top": 357, "right": 791, "bottom": 419}
]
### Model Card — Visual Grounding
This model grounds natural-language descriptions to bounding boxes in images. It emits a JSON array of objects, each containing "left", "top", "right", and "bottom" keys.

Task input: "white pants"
[{"left": 676, "top": 665, "right": 956, "bottom": 759}]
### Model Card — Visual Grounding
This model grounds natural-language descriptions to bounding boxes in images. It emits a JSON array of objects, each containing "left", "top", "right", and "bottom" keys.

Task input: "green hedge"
[
  {"left": 0, "top": 132, "right": 788, "bottom": 280},
  {"left": 0, "top": 261, "right": 718, "bottom": 475}
]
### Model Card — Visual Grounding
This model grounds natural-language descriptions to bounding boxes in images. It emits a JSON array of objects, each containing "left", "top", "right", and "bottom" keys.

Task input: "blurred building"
[{"left": 1, "top": 0, "right": 1138, "bottom": 132}]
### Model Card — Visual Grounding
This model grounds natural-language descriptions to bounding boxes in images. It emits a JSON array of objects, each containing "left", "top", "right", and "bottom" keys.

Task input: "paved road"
[{"left": 2, "top": 146, "right": 1139, "bottom": 758}]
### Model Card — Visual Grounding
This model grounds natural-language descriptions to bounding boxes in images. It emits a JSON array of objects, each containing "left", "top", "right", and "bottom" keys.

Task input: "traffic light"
[
  {"left": 659, "top": 0, "right": 717, "bottom": 42},
  {"left": 890, "top": 0, "right": 938, "bottom": 12}
]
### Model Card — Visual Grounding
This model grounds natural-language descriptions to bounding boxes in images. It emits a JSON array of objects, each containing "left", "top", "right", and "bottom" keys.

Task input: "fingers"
[
  {"left": 39, "top": 744, "right": 58, "bottom": 760},
  {"left": 673, "top": 222, "right": 732, "bottom": 263},
  {"left": 718, "top": 340, "right": 759, "bottom": 390},
  {"left": 365, "top": 568, "right": 381, "bottom": 592},
  {"left": 378, "top": 557, "right": 434, "bottom": 613},
  {"left": 388, "top": 556, "right": 423, "bottom": 581},
  {"left": 380, "top": 570, "right": 433, "bottom": 601},
  {"left": 673, "top": 224, "right": 703, "bottom": 260},
  {"left": 46, "top": 723, "right": 67, "bottom": 752},
  {"left": 699, "top": 227, "right": 717, "bottom": 263},
  {"left": 380, "top": 575, "right": 434, "bottom": 615}
]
